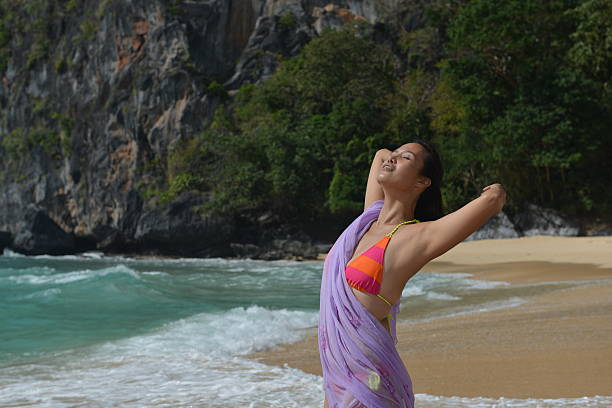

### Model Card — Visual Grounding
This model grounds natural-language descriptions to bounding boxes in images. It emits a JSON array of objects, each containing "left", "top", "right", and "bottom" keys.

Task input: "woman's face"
[{"left": 377, "top": 142, "right": 430, "bottom": 193}]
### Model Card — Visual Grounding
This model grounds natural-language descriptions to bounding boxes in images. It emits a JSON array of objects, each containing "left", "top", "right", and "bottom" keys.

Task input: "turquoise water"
[
  {"left": 0, "top": 251, "right": 321, "bottom": 365},
  {"left": 1, "top": 249, "right": 610, "bottom": 407}
]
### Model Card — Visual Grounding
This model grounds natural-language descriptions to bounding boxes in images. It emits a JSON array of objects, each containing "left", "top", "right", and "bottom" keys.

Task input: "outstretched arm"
[
  {"left": 421, "top": 184, "right": 507, "bottom": 261},
  {"left": 364, "top": 149, "right": 390, "bottom": 210}
]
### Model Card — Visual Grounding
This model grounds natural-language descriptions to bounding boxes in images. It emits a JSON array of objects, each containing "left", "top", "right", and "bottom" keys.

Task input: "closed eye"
[{"left": 394, "top": 149, "right": 416, "bottom": 160}]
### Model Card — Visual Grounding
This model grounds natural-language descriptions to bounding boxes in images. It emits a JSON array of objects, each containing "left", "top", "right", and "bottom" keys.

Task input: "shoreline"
[
  {"left": 246, "top": 236, "right": 612, "bottom": 398},
  {"left": 6, "top": 235, "right": 611, "bottom": 266}
]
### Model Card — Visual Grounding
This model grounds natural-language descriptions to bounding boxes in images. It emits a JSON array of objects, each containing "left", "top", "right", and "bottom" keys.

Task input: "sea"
[{"left": 1, "top": 249, "right": 610, "bottom": 408}]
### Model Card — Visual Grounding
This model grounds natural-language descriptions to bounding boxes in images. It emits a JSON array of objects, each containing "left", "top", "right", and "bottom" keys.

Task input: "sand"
[
  {"left": 247, "top": 236, "right": 612, "bottom": 398},
  {"left": 431, "top": 235, "right": 612, "bottom": 269}
]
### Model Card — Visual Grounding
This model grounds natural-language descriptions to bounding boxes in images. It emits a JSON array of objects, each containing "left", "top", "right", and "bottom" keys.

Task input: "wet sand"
[{"left": 247, "top": 236, "right": 612, "bottom": 398}]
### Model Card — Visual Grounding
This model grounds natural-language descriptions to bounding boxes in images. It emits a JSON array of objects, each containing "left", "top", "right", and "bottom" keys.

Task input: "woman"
[{"left": 319, "top": 139, "right": 506, "bottom": 407}]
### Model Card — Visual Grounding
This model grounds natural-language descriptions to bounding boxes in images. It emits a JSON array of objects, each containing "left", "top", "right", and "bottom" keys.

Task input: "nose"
[{"left": 386, "top": 152, "right": 398, "bottom": 164}]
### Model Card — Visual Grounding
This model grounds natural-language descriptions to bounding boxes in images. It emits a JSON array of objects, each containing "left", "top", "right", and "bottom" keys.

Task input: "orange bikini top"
[{"left": 345, "top": 219, "right": 420, "bottom": 307}]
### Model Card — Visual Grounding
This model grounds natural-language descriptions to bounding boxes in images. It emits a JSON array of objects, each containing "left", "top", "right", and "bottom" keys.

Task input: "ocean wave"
[
  {"left": 426, "top": 291, "right": 461, "bottom": 300},
  {"left": 0, "top": 347, "right": 323, "bottom": 408},
  {"left": 402, "top": 297, "right": 527, "bottom": 323},
  {"left": 401, "top": 272, "right": 508, "bottom": 301},
  {"left": 99, "top": 305, "right": 319, "bottom": 357},
  {"left": 20, "top": 288, "right": 62, "bottom": 300},
  {"left": 426, "top": 272, "right": 510, "bottom": 289},
  {"left": 2, "top": 349, "right": 610, "bottom": 408},
  {"left": 0, "top": 305, "right": 322, "bottom": 407},
  {"left": 2, "top": 248, "right": 25, "bottom": 257},
  {"left": 79, "top": 252, "right": 105, "bottom": 259},
  {"left": 6, "top": 264, "right": 140, "bottom": 285},
  {"left": 401, "top": 285, "right": 461, "bottom": 301}
]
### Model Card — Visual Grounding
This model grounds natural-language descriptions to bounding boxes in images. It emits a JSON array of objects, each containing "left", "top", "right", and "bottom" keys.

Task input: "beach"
[{"left": 247, "top": 236, "right": 612, "bottom": 399}]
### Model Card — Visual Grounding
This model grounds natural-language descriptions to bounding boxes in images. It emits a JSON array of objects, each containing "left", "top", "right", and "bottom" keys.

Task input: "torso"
[{"left": 346, "top": 220, "right": 429, "bottom": 322}]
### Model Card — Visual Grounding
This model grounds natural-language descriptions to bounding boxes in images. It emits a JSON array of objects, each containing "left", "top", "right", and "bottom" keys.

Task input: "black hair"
[{"left": 408, "top": 139, "right": 444, "bottom": 221}]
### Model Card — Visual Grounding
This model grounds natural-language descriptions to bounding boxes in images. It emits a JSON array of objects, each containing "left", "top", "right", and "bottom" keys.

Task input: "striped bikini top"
[{"left": 345, "top": 219, "right": 420, "bottom": 307}]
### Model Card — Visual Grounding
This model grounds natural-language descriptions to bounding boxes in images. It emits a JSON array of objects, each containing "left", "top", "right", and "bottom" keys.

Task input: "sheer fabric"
[{"left": 318, "top": 200, "right": 415, "bottom": 408}]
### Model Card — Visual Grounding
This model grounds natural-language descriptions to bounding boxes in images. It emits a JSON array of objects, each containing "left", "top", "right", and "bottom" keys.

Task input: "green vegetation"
[
  {"left": 170, "top": 23, "right": 401, "bottom": 220},
  {"left": 54, "top": 54, "right": 66, "bottom": 73},
  {"left": 95, "top": 0, "right": 112, "bottom": 19},
  {"left": 278, "top": 12, "right": 298, "bottom": 31},
  {"left": 434, "top": 0, "right": 611, "bottom": 213},
  {"left": 80, "top": 18, "right": 98, "bottom": 40},
  {"left": 207, "top": 80, "right": 229, "bottom": 100},
  {"left": 0, "top": 14, "right": 9, "bottom": 72},
  {"left": 167, "top": 2, "right": 611, "bottom": 223},
  {"left": 0, "top": 124, "right": 63, "bottom": 161},
  {"left": 1, "top": 128, "right": 27, "bottom": 157},
  {"left": 64, "top": 0, "right": 79, "bottom": 13}
]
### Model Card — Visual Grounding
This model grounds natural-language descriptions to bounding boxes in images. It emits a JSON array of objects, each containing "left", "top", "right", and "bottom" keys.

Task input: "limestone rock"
[
  {"left": 311, "top": 3, "right": 368, "bottom": 35},
  {"left": 134, "top": 191, "right": 235, "bottom": 257},
  {"left": 513, "top": 203, "right": 580, "bottom": 237},
  {"left": 224, "top": 4, "right": 317, "bottom": 91},
  {"left": 10, "top": 205, "right": 76, "bottom": 255},
  {"left": 464, "top": 211, "right": 520, "bottom": 241},
  {"left": 0, "top": 231, "right": 12, "bottom": 252}
]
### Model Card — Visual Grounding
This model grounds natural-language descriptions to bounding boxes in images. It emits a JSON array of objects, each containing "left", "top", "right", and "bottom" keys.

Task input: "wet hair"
[{"left": 408, "top": 139, "right": 444, "bottom": 221}]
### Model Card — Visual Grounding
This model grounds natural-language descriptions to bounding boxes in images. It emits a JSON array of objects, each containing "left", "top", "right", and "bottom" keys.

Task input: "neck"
[{"left": 376, "top": 191, "right": 418, "bottom": 227}]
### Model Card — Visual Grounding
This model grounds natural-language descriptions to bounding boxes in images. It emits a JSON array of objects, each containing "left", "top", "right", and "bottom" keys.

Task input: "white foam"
[
  {"left": 2, "top": 248, "right": 25, "bottom": 257},
  {"left": 402, "top": 285, "right": 426, "bottom": 297},
  {"left": 463, "top": 278, "right": 511, "bottom": 289},
  {"left": 7, "top": 264, "right": 140, "bottom": 285},
  {"left": 426, "top": 291, "right": 461, "bottom": 300},
  {"left": 32, "top": 254, "right": 81, "bottom": 260},
  {"left": 141, "top": 271, "right": 170, "bottom": 276},
  {"left": 401, "top": 286, "right": 461, "bottom": 300},
  {"left": 101, "top": 305, "right": 319, "bottom": 357},
  {"left": 401, "top": 271, "right": 507, "bottom": 300},
  {"left": 3, "top": 265, "right": 56, "bottom": 275},
  {"left": 20, "top": 288, "right": 62, "bottom": 300},
  {"left": 415, "top": 393, "right": 612, "bottom": 407},
  {"left": 0, "top": 306, "right": 323, "bottom": 407},
  {"left": 2, "top": 248, "right": 106, "bottom": 260},
  {"left": 0, "top": 347, "right": 324, "bottom": 408},
  {"left": 403, "top": 297, "right": 527, "bottom": 323},
  {"left": 79, "top": 251, "right": 104, "bottom": 259},
  {"left": 429, "top": 272, "right": 510, "bottom": 289}
]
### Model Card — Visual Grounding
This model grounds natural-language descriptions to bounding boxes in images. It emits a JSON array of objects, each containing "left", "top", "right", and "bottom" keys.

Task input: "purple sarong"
[{"left": 318, "top": 200, "right": 415, "bottom": 408}]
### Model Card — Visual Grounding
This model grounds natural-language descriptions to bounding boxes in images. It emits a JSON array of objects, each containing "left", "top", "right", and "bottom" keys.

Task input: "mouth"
[{"left": 382, "top": 163, "right": 394, "bottom": 171}]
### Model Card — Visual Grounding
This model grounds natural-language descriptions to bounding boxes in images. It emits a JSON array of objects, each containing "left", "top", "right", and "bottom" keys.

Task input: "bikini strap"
[
  {"left": 377, "top": 294, "right": 396, "bottom": 321},
  {"left": 376, "top": 293, "right": 393, "bottom": 307},
  {"left": 385, "top": 219, "right": 420, "bottom": 238}
]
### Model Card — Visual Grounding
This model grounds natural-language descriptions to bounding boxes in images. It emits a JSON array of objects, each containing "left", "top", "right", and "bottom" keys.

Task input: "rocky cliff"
[{"left": 0, "top": 0, "right": 407, "bottom": 257}]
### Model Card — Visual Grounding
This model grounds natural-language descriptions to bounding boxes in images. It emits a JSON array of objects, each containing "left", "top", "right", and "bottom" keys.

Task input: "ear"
[{"left": 417, "top": 176, "right": 431, "bottom": 188}]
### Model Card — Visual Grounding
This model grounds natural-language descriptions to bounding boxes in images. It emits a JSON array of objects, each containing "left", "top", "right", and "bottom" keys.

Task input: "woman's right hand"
[
  {"left": 481, "top": 183, "right": 507, "bottom": 208},
  {"left": 481, "top": 183, "right": 506, "bottom": 197}
]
